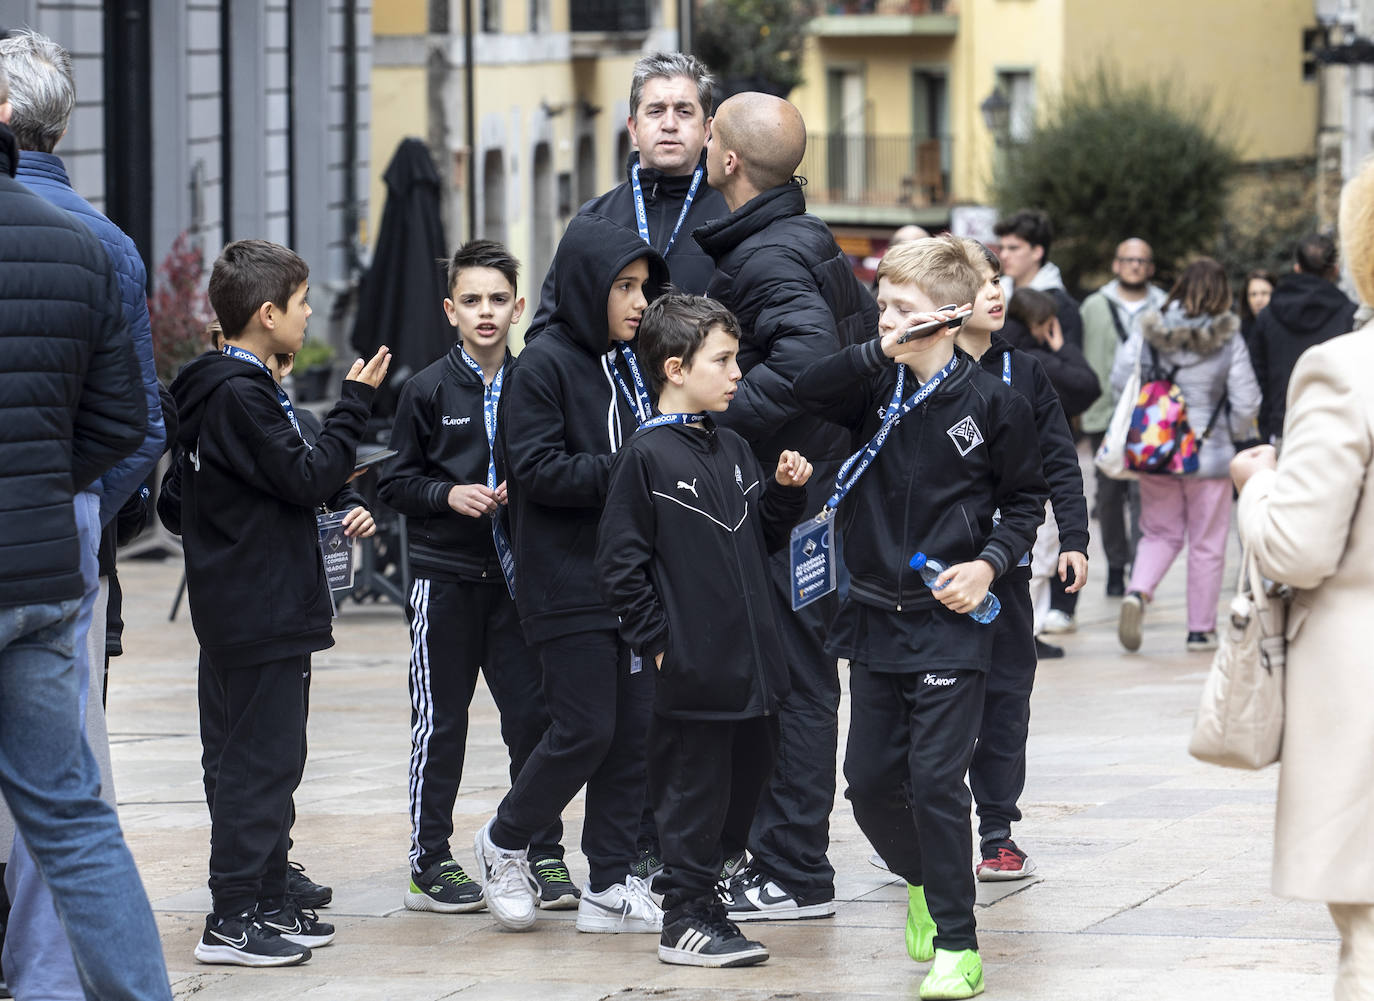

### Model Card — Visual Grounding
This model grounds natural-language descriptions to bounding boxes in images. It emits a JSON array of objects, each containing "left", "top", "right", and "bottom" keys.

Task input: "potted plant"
[
  {"left": 293, "top": 339, "right": 336, "bottom": 401},
  {"left": 148, "top": 231, "right": 213, "bottom": 381}
]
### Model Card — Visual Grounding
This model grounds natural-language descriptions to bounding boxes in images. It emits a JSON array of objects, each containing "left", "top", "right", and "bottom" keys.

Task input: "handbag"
[
  {"left": 1093, "top": 338, "right": 1141, "bottom": 481},
  {"left": 1188, "top": 547, "right": 1288, "bottom": 769}
]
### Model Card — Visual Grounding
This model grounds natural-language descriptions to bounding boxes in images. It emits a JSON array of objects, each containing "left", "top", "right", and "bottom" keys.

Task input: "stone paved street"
[{"left": 99, "top": 467, "right": 1334, "bottom": 1001}]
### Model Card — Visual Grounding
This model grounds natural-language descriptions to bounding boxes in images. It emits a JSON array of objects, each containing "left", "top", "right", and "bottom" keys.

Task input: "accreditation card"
[{"left": 790, "top": 509, "right": 837, "bottom": 611}]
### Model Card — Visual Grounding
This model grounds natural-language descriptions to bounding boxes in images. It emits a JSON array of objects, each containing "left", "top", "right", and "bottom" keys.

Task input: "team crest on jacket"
[
  {"left": 735, "top": 464, "right": 744, "bottom": 491},
  {"left": 946, "top": 416, "right": 984, "bottom": 456}
]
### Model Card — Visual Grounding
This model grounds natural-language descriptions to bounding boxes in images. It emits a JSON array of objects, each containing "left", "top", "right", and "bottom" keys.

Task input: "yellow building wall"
[
  {"left": 374, "top": 0, "right": 426, "bottom": 35},
  {"left": 369, "top": 66, "right": 429, "bottom": 244},
  {"left": 1061, "top": 0, "right": 1316, "bottom": 163}
]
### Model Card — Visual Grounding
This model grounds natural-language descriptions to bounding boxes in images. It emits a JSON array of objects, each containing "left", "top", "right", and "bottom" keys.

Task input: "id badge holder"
[
  {"left": 491, "top": 518, "right": 517, "bottom": 599},
  {"left": 317, "top": 511, "right": 355, "bottom": 617},
  {"left": 790, "top": 509, "right": 838, "bottom": 611}
]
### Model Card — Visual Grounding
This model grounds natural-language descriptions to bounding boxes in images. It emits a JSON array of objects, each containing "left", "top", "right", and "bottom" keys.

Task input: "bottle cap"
[{"left": 909, "top": 552, "right": 927, "bottom": 570}]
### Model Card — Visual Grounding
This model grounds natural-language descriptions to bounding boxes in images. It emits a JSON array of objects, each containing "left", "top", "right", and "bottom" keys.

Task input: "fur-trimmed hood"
[{"left": 1140, "top": 301, "right": 1239, "bottom": 357}]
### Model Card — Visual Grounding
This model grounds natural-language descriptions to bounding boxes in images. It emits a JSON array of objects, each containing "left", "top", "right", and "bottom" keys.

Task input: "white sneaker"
[
  {"left": 575, "top": 874, "right": 664, "bottom": 933},
  {"left": 1042, "top": 609, "right": 1076, "bottom": 634},
  {"left": 472, "top": 818, "right": 538, "bottom": 931}
]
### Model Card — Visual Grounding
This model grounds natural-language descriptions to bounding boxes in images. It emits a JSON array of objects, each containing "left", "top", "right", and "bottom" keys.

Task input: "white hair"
[{"left": 0, "top": 29, "right": 74, "bottom": 153}]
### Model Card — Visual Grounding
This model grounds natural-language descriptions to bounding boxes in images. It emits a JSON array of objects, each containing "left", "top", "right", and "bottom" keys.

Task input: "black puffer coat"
[
  {"left": 693, "top": 181, "right": 878, "bottom": 515},
  {"left": 0, "top": 124, "right": 145, "bottom": 608}
]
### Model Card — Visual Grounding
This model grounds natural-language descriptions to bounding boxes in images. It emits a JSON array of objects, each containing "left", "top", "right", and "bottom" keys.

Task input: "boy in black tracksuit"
[
  {"left": 794, "top": 240, "right": 1047, "bottom": 1000},
  {"left": 472, "top": 214, "right": 670, "bottom": 934},
  {"left": 169, "top": 240, "right": 391, "bottom": 968},
  {"left": 595, "top": 294, "right": 811, "bottom": 968},
  {"left": 953, "top": 240, "right": 1089, "bottom": 883},
  {"left": 377, "top": 240, "right": 571, "bottom": 913}
]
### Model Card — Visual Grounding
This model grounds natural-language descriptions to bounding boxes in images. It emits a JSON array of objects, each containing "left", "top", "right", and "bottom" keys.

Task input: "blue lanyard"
[
  {"left": 458, "top": 347, "right": 504, "bottom": 490},
  {"left": 1002, "top": 350, "right": 1012, "bottom": 386},
  {"left": 630, "top": 163, "right": 703, "bottom": 260},
  {"left": 826, "top": 355, "right": 959, "bottom": 511},
  {"left": 609, "top": 343, "right": 653, "bottom": 424},
  {"left": 636, "top": 412, "right": 707, "bottom": 433},
  {"left": 222, "top": 344, "right": 306, "bottom": 444}
]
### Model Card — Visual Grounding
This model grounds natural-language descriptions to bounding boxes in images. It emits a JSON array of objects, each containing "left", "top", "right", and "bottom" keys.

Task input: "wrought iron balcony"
[
  {"left": 799, "top": 132, "right": 950, "bottom": 222},
  {"left": 811, "top": 0, "right": 957, "bottom": 37},
  {"left": 570, "top": 0, "right": 650, "bottom": 33}
]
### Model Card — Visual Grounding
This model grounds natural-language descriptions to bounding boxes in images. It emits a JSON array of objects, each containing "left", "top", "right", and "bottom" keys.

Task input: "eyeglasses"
[{"left": 1116, "top": 257, "right": 1153, "bottom": 266}]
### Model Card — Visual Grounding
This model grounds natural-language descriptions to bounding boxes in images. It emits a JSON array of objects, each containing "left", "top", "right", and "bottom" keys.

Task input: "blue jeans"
[{"left": 0, "top": 594, "right": 170, "bottom": 997}]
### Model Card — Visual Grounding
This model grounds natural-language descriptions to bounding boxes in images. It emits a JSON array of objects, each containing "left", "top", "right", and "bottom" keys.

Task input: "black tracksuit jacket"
[
  {"left": 975, "top": 334, "right": 1090, "bottom": 557},
  {"left": 378, "top": 345, "right": 514, "bottom": 582},
  {"left": 167, "top": 352, "right": 373, "bottom": 668},
  {"left": 794, "top": 341, "right": 1048, "bottom": 612},
  {"left": 595, "top": 419, "right": 805, "bottom": 720},
  {"left": 497, "top": 213, "right": 669, "bottom": 644}
]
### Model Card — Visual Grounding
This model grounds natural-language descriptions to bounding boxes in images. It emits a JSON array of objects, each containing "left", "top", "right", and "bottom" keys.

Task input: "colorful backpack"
[{"left": 1124, "top": 346, "right": 1203, "bottom": 475}]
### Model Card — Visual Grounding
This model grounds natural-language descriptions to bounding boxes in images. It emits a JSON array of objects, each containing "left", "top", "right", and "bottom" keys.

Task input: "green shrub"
[
  {"left": 991, "top": 69, "right": 1238, "bottom": 292},
  {"left": 693, "top": 0, "right": 817, "bottom": 96}
]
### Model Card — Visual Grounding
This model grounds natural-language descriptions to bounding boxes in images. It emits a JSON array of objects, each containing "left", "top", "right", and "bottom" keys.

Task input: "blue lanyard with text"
[
  {"left": 609, "top": 343, "right": 653, "bottom": 424},
  {"left": 1002, "top": 350, "right": 1012, "bottom": 386},
  {"left": 630, "top": 163, "right": 703, "bottom": 260},
  {"left": 636, "top": 412, "right": 707, "bottom": 434},
  {"left": 458, "top": 347, "right": 503, "bottom": 490},
  {"left": 222, "top": 344, "right": 306, "bottom": 444},
  {"left": 826, "top": 355, "right": 959, "bottom": 511}
]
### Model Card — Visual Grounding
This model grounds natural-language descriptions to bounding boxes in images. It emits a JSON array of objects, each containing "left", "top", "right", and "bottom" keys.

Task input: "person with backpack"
[{"left": 1108, "top": 258, "right": 1260, "bottom": 654}]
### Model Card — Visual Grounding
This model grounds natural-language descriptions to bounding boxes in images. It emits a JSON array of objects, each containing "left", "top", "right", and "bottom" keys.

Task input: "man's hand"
[
  {"left": 775, "top": 450, "right": 813, "bottom": 487},
  {"left": 932, "top": 559, "right": 996, "bottom": 614},
  {"left": 342, "top": 506, "right": 376, "bottom": 538},
  {"left": 1058, "top": 550, "right": 1088, "bottom": 593},
  {"left": 448, "top": 483, "right": 500, "bottom": 517},
  {"left": 345, "top": 346, "right": 392, "bottom": 389},
  {"left": 1231, "top": 444, "right": 1277, "bottom": 492},
  {"left": 494, "top": 480, "right": 509, "bottom": 505}
]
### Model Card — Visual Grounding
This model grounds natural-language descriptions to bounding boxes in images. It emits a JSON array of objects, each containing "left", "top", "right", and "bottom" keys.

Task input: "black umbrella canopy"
[{"left": 351, "top": 137, "right": 451, "bottom": 418}]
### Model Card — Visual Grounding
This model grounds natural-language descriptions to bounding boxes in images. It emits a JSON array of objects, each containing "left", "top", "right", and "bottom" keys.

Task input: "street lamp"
[{"left": 980, "top": 88, "right": 1011, "bottom": 143}]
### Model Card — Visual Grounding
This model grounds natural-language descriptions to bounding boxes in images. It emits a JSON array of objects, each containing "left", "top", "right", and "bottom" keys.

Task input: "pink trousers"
[{"left": 1127, "top": 475, "right": 1233, "bottom": 633}]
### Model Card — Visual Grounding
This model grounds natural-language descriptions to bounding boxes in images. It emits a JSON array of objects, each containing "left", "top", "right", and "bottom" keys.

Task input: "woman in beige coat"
[{"left": 1232, "top": 159, "right": 1374, "bottom": 1001}]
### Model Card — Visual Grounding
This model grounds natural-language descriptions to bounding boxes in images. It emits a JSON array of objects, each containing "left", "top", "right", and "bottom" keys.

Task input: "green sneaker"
[
  {"left": 404, "top": 858, "right": 485, "bottom": 914},
  {"left": 631, "top": 845, "right": 664, "bottom": 881},
  {"left": 530, "top": 855, "right": 581, "bottom": 910},
  {"left": 720, "top": 851, "right": 748, "bottom": 881},
  {"left": 919, "top": 948, "right": 984, "bottom": 1000},
  {"left": 905, "top": 884, "right": 935, "bottom": 962}
]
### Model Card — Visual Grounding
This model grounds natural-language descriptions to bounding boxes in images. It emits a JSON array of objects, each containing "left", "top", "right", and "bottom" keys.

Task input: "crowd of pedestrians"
[{"left": 0, "top": 29, "right": 1369, "bottom": 1001}]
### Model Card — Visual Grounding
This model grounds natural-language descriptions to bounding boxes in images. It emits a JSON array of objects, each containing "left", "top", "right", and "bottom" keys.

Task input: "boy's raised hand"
[
  {"left": 775, "top": 450, "right": 813, "bottom": 487},
  {"left": 346, "top": 345, "right": 392, "bottom": 389},
  {"left": 932, "top": 559, "right": 995, "bottom": 615},
  {"left": 880, "top": 304, "right": 971, "bottom": 359},
  {"left": 342, "top": 506, "right": 376, "bottom": 538},
  {"left": 448, "top": 483, "right": 500, "bottom": 518}
]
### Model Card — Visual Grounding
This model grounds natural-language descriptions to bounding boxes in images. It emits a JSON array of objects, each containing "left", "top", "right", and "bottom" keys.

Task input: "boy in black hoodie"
[
  {"left": 794, "top": 240, "right": 1047, "bottom": 1000},
  {"left": 473, "top": 214, "right": 669, "bottom": 935},
  {"left": 378, "top": 240, "right": 574, "bottom": 914},
  {"left": 595, "top": 294, "right": 812, "bottom": 968},
  {"left": 169, "top": 240, "right": 390, "bottom": 968}
]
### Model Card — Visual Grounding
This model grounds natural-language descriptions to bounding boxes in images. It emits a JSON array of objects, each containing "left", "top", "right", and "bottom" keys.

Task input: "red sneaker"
[{"left": 976, "top": 839, "right": 1037, "bottom": 882}]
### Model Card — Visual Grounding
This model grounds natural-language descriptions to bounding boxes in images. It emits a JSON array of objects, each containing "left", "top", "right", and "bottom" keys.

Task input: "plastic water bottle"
[{"left": 909, "top": 552, "right": 1001, "bottom": 624}]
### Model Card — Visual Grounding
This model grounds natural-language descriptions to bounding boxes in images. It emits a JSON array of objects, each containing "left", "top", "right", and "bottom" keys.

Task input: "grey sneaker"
[
  {"left": 473, "top": 818, "right": 537, "bottom": 930},
  {"left": 1118, "top": 592, "right": 1145, "bottom": 652},
  {"left": 405, "top": 857, "right": 485, "bottom": 914}
]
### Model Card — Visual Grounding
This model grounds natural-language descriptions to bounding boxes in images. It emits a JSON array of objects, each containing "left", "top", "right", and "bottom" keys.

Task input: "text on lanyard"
[
  {"left": 609, "top": 343, "right": 653, "bottom": 424},
  {"left": 458, "top": 347, "right": 504, "bottom": 489},
  {"left": 630, "top": 163, "right": 703, "bottom": 260},
  {"left": 222, "top": 344, "right": 308, "bottom": 445}
]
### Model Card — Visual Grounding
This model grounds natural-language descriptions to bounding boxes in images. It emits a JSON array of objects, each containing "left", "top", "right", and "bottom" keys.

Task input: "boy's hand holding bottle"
[
  {"left": 775, "top": 450, "right": 813, "bottom": 487},
  {"left": 930, "top": 560, "right": 995, "bottom": 615}
]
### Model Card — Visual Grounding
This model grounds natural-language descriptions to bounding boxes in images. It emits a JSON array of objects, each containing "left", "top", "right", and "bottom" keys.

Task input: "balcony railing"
[
  {"left": 570, "top": 0, "right": 650, "bottom": 32},
  {"left": 824, "top": 0, "right": 950, "bottom": 12},
  {"left": 800, "top": 133, "right": 950, "bottom": 210}
]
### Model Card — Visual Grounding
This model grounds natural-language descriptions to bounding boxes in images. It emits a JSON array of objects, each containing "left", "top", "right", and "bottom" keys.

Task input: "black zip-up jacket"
[
  {"left": 378, "top": 344, "right": 513, "bottom": 582},
  {"left": 997, "top": 319, "right": 1101, "bottom": 420},
  {"left": 794, "top": 342, "right": 1048, "bottom": 611},
  {"left": 526, "top": 150, "right": 727, "bottom": 338},
  {"left": 497, "top": 214, "right": 669, "bottom": 643},
  {"left": 1250, "top": 272, "right": 1357, "bottom": 440},
  {"left": 974, "top": 334, "right": 1089, "bottom": 556},
  {"left": 596, "top": 419, "right": 804, "bottom": 719},
  {"left": 0, "top": 124, "right": 145, "bottom": 608},
  {"left": 693, "top": 181, "right": 879, "bottom": 515},
  {"left": 168, "top": 352, "right": 373, "bottom": 668}
]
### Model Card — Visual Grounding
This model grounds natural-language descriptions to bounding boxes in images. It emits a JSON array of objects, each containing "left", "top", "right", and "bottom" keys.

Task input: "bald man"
[
  {"left": 890, "top": 224, "right": 931, "bottom": 245},
  {"left": 693, "top": 92, "right": 878, "bottom": 921},
  {"left": 1078, "top": 238, "right": 1162, "bottom": 600}
]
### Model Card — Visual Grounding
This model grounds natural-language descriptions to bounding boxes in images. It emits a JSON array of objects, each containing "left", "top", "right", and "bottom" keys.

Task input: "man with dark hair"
[
  {"left": 527, "top": 51, "right": 728, "bottom": 336},
  {"left": 0, "top": 68, "right": 173, "bottom": 1001},
  {"left": 994, "top": 209, "right": 1083, "bottom": 350},
  {"left": 694, "top": 91, "right": 879, "bottom": 921},
  {"left": 1250, "top": 232, "right": 1358, "bottom": 442}
]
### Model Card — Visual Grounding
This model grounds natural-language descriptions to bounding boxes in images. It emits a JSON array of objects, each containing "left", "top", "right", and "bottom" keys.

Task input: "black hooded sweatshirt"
[
  {"left": 168, "top": 352, "right": 373, "bottom": 668},
  {"left": 1249, "top": 272, "right": 1357, "bottom": 440},
  {"left": 996, "top": 318, "right": 1101, "bottom": 420},
  {"left": 497, "top": 214, "right": 669, "bottom": 644}
]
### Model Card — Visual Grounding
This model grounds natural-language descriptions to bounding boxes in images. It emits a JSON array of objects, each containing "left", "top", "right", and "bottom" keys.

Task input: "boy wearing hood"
[
  {"left": 378, "top": 240, "right": 575, "bottom": 914},
  {"left": 474, "top": 214, "right": 669, "bottom": 935},
  {"left": 169, "top": 240, "right": 391, "bottom": 967}
]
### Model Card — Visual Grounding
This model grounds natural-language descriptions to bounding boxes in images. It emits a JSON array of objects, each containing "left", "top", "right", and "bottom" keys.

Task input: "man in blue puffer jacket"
[{"left": 0, "top": 30, "right": 166, "bottom": 1001}]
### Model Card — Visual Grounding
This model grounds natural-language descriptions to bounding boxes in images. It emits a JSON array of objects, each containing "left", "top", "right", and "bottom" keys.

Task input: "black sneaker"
[
  {"left": 659, "top": 903, "right": 769, "bottom": 968},
  {"left": 259, "top": 899, "right": 335, "bottom": 948},
  {"left": 631, "top": 845, "right": 664, "bottom": 881},
  {"left": 530, "top": 855, "right": 581, "bottom": 910},
  {"left": 723, "top": 865, "right": 835, "bottom": 921},
  {"left": 1034, "top": 637, "right": 1065, "bottom": 660},
  {"left": 193, "top": 908, "right": 311, "bottom": 967},
  {"left": 1106, "top": 566, "right": 1126, "bottom": 597},
  {"left": 286, "top": 860, "right": 332, "bottom": 908},
  {"left": 405, "top": 857, "right": 486, "bottom": 913}
]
